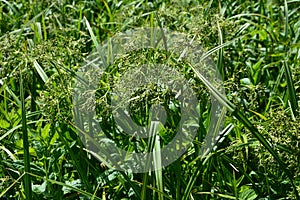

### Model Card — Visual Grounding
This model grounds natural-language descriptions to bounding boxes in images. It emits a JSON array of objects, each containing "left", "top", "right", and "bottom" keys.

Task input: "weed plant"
[{"left": 0, "top": 0, "right": 299, "bottom": 199}]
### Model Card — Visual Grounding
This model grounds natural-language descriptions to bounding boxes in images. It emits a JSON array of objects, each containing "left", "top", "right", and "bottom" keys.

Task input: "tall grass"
[
  {"left": 20, "top": 71, "right": 32, "bottom": 199},
  {"left": 0, "top": 0, "right": 299, "bottom": 199}
]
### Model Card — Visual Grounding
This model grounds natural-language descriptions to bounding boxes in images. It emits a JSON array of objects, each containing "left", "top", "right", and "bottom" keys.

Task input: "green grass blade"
[
  {"left": 1, "top": 81, "right": 8, "bottom": 114},
  {"left": 284, "top": 0, "right": 289, "bottom": 39},
  {"left": 190, "top": 65, "right": 236, "bottom": 112},
  {"left": 228, "top": 13, "right": 270, "bottom": 20},
  {"left": 20, "top": 72, "right": 32, "bottom": 200},
  {"left": 0, "top": 146, "right": 17, "bottom": 160},
  {"left": 283, "top": 0, "right": 298, "bottom": 116},
  {"left": 103, "top": 0, "right": 114, "bottom": 24},
  {"left": 0, "top": 120, "right": 45, "bottom": 141},
  {"left": 141, "top": 172, "right": 149, "bottom": 200},
  {"left": 216, "top": 18, "right": 225, "bottom": 80},
  {"left": 154, "top": 135, "right": 163, "bottom": 200},
  {"left": 4, "top": 85, "right": 21, "bottom": 107},
  {"left": 41, "top": 13, "right": 47, "bottom": 40},
  {"left": 84, "top": 16, "right": 108, "bottom": 68},
  {"left": 283, "top": 60, "right": 298, "bottom": 116},
  {"left": 33, "top": 60, "right": 49, "bottom": 83},
  {"left": 84, "top": 16, "right": 99, "bottom": 49},
  {"left": 50, "top": 61, "right": 91, "bottom": 89}
]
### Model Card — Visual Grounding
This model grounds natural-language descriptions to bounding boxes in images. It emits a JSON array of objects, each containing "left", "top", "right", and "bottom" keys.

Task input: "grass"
[
  {"left": 20, "top": 70, "right": 32, "bottom": 199},
  {"left": 0, "top": 0, "right": 300, "bottom": 199}
]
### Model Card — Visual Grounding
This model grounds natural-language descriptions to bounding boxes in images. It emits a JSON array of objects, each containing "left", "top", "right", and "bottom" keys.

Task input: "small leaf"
[
  {"left": 41, "top": 123, "right": 51, "bottom": 140},
  {"left": 50, "top": 131, "right": 59, "bottom": 145},
  {"left": 0, "top": 119, "right": 10, "bottom": 129},
  {"left": 240, "top": 78, "right": 252, "bottom": 86},
  {"left": 32, "top": 181, "right": 46, "bottom": 194},
  {"left": 239, "top": 187, "right": 258, "bottom": 200}
]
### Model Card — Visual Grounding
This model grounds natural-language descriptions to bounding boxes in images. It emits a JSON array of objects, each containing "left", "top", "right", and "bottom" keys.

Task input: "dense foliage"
[{"left": 0, "top": 0, "right": 299, "bottom": 199}]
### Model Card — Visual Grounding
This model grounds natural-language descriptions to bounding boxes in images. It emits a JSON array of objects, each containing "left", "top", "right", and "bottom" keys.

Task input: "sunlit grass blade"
[
  {"left": 284, "top": 0, "right": 289, "bottom": 39},
  {"left": 228, "top": 13, "right": 270, "bottom": 20},
  {"left": 84, "top": 16, "right": 99, "bottom": 49},
  {"left": 4, "top": 85, "right": 21, "bottom": 107},
  {"left": 33, "top": 60, "right": 49, "bottom": 83},
  {"left": 84, "top": 16, "right": 108, "bottom": 68},
  {"left": 0, "top": 146, "right": 17, "bottom": 160},
  {"left": 141, "top": 121, "right": 159, "bottom": 200},
  {"left": 183, "top": 123, "right": 233, "bottom": 200},
  {"left": 216, "top": 19, "right": 224, "bottom": 80},
  {"left": 189, "top": 123, "right": 233, "bottom": 166},
  {"left": 154, "top": 135, "right": 163, "bottom": 200},
  {"left": 103, "top": 0, "right": 114, "bottom": 25},
  {"left": 20, "top": 72, "right": 32, "bottom": 199}
]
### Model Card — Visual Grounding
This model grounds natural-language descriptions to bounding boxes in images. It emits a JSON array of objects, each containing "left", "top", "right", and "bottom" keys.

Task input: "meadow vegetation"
[{"left": 0, "top": 0, "right": 299, "bottom": 199}]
